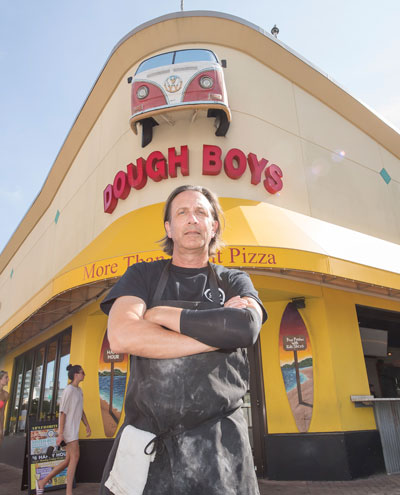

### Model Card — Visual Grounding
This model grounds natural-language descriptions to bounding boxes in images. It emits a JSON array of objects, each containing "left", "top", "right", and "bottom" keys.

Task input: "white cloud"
[{"left": 0, "top": 186, "right": 23, "bottom": 203}]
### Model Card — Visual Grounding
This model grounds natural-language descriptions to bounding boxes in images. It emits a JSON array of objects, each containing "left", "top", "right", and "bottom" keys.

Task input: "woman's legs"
[
  {"left": 65, "top": 440, "right": 80, "bottom": 495},
  {"left": 37, "top": 449, "right": 70, "bottom": 489}
]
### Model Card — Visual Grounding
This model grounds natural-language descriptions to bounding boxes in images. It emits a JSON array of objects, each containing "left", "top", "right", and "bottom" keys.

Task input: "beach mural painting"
[
  {"left": 98, "top": 332, "right": 128, "bottom": 437},
  {"left": 279, "top": 302, "right": 314, "bottom": 433}
]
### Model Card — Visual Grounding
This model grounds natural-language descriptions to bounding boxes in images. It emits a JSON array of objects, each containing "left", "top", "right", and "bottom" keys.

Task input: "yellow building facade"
[{"left": 1, "top": 11, "right": 400, "bottom": 481}]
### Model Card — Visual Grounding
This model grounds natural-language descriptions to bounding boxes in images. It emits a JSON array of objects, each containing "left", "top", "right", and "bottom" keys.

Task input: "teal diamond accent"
[
  {"left": 10, "top": 269, "right": 14, "bottom": 279},
  {"left": 55, "top": 210, "right": 60, "bottom": 224},
  {"left": 380, "top": 168, "right": 391, "bottom": 184}
]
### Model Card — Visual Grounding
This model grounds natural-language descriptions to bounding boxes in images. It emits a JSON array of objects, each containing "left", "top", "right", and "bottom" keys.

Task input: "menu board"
[{"left": 27, "top": 419, "right": 67, "bottom": 493}]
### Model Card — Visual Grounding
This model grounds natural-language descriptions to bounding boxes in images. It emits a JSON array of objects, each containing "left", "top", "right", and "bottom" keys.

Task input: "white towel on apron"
[{"left": 105, "top": 425, "right": 156, "bottom": 495}]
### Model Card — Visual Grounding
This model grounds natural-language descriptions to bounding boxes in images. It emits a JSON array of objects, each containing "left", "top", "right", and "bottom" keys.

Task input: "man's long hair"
[{"left": 159, "top": 185, "right": 224, "bottom": 256}]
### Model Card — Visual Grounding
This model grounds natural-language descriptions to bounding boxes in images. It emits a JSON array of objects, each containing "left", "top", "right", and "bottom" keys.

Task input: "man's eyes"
[{"left": 176, "top": 209, "right": 207, "bottom": 215}]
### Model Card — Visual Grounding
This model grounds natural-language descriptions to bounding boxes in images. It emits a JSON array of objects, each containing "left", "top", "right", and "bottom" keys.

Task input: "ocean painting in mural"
[
  {"left": 279, "top": 302, "right": 314, "bottom": 432},
  {"left": 98, "top": 332, "right": 128, "bottom": 437}
]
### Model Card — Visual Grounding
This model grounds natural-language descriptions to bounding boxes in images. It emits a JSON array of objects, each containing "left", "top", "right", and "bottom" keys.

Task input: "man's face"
[{"left": 165, "top": 190, "right": 218, "bottom": 255}]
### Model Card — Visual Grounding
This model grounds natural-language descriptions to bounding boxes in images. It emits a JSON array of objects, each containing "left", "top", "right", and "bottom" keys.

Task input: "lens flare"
[
  {"left": 309, "top": 158, "right": 330, "bottom": 178},
  {"left": 331, "top": 149, "right": 346, "bottom": 163}
]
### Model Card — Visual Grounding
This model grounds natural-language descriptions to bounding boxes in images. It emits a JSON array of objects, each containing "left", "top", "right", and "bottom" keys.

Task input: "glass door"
[{"left": 247, "top": 339, "right": 268, "bottom": 477}]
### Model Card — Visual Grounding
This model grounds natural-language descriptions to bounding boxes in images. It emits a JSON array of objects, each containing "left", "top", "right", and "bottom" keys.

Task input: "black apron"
[{"left": 100, "top": 262, "right": 260, "bottom": 495}]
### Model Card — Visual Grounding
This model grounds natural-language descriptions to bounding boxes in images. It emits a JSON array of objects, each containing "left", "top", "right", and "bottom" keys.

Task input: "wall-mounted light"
[
  {"left": 292, "top": 297, "right": 306, "bottom": 309},
  {"left": 271, "top": 24, "right": 279, "bottom": 38}
]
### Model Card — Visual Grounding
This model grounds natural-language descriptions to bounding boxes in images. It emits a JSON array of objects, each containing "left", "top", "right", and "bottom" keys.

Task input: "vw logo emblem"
[{"left": 164, "top": 75, "right": 183, "bottom": 93}]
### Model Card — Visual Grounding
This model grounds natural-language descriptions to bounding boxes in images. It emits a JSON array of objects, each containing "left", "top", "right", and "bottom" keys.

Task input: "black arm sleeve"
[{"left": 180, "top": 306, "right": 262, "bottom": 349}]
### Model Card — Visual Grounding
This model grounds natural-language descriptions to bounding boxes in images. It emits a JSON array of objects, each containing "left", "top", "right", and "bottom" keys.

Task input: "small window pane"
[
  {"left": 56, "top": 333, "right": 71, "bottom": 414},
  {"left": 41, "top": 341, "right": 57, "bottom": 420},
  {"left": 243, "top": 391, "right": 253, "bottom": 448},
  {"left": 136, "top": 52, "right": 174, "bottom": 74},
  {"left": 18, "top": 352, "right": 33, "bottom": 432},
  {"left": 8, "top": 358, "right": 24, "bottom": 434},
  {"left": 29, "top": 347, "right": 45, "bottom": 418},
  {"left": 174, "top": 49, "right": 217, "bottom": 64}
]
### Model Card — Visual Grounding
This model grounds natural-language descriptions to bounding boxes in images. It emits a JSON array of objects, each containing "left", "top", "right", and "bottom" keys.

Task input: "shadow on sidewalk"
[{"left": 2, "top": 462, "right": 400, "bottom": 495}]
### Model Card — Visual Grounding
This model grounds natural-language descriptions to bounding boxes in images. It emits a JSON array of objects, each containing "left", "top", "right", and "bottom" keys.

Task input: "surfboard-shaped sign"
[
  {"left": 98, "top": 332, "right": 128, "bottom": 437},
  {"left": 279, "top": 302, "right": 314, "bottom": 432}
]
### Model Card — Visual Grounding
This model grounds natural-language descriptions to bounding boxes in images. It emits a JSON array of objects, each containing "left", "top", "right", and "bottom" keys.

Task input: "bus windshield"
[{"left": 136, "top": 49, "right": 218, "bottom": 74}]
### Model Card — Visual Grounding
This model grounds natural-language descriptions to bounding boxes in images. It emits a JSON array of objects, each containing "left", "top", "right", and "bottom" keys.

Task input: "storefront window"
[
  {"left": 6, "top": 328, "right": 71, "bottom": 435},
  {"left": 17, "top": 352, "right": 33, "bottom": 432},
  {"left": 7, "top": 358, "right": 24, "bottom": 434},
  {"left": 41, "top": 340, "right": 57, "bottom": 420},
  {"left": 56, "top": 333, "right": 71, "bottom": 414},
  {"left": 243, "top": 391, "right": 253, "bottom": 448},
  {"left": 357, "top": 306, "right": 400, "bottom": 398},
  {"left": 29, "top": 347, "right": 45, "bottom": 417}
]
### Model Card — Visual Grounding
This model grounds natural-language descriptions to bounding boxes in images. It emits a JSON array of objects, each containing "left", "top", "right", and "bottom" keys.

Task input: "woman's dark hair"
[
  {"left": 66, "top": 364, "right": 82, "bottom": 381},
  {"left": 159, "top": 185, "right": 224, "bottom": 256},
  {"left": 0, "top": 370, "right": 8, "bottom": 380}
]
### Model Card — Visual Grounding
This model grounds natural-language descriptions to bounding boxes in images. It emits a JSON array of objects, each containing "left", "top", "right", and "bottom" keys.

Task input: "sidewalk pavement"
[{"left": 2, "top": 462, "right": 400, "bottom": 494}]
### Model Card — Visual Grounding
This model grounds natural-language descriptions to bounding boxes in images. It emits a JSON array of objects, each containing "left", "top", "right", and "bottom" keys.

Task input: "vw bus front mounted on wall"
[{"left": 128, "top": 48, "right": 231, "bottom": 147}]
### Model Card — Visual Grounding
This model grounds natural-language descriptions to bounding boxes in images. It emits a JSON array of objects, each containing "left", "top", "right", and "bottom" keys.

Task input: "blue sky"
[{"left": 1, "top": 0, "right": 399, "bottom": 254}]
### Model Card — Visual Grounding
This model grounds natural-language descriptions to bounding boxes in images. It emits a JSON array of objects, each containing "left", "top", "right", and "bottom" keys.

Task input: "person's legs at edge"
[
  {"left": 65, "top": 440, "right": 80, "bottom": 495},
  {"left": 37, "top": 450, "right": 70, "bottom": 491}
]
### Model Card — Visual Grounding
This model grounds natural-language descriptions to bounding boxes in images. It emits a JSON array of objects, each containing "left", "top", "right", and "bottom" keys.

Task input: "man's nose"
[{"left": 187, "top": 213, "right": 199, "bottom": 223}]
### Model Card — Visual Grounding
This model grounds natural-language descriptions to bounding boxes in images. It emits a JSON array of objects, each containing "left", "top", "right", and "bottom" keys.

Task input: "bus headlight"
[
  {"left": 199, "top": 76, "right": 214, "bottom": 89},
  {"left": 137, "top": 85, "right": 149, "bottom": 99}
]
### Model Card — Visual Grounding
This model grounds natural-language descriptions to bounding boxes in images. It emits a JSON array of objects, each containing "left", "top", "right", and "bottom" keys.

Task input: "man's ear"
[
  {"left": 165, "top": 221, "right": 172, "bottom": 238},
  {"left": 212, "top": 220, "right": 218, "bottom": 237}
]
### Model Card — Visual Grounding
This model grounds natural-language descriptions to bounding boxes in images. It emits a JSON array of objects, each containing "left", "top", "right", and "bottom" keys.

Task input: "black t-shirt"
[{"left": 100, "top": 259, "right": 267, "bottom": 321}]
